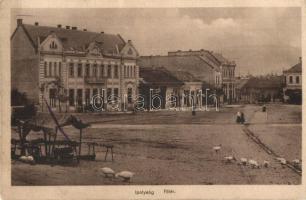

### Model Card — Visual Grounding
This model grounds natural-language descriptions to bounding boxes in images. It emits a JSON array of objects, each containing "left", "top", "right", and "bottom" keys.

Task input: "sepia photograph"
[
  {"left": 9, "top": 6, "right": 303, "bottom": 186},
  {"left": 1, "top": 1, "right": 305, "bottom": 199}
]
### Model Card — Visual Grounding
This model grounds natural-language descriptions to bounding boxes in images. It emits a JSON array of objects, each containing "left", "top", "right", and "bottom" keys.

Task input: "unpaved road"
[{"left": 11, "top": 104, "right": 301, "bottom": 185}]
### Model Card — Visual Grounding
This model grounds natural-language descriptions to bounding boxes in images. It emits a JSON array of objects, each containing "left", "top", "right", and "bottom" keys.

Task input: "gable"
[
  {"left": 11, "top": 26, "right": 37, "bottom": 59},
  {"left": 120, "top": 42, "right": 139, "bottom": 58},
  {"left": 40, "top": 33, "right": 63, "bottom": 52},
  {"left": 86, "top": 42, "right": 103, "bottom": 57}
]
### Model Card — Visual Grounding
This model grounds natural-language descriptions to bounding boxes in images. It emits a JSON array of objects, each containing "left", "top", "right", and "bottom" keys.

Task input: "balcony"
[{"left": 84, "top": 76, "right": 107, "bottom": 84}]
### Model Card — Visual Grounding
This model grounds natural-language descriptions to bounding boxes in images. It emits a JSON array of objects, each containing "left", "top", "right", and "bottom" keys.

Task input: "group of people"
[{"left": 236, "top": 111, "right": 245, "bottom": 124}]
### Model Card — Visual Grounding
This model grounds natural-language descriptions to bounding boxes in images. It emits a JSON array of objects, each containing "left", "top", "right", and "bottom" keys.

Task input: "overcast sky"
[{"left": 11, "top": 8, "right": 301, "bottom": 75}]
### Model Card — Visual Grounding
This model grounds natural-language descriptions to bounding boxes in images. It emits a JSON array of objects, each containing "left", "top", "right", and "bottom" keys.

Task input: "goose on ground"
[
  {"left": 240, "top": 158, "right": 248, "bottom": 165},
  {"left": 26, "top": 155, "right": 35, "bottom": 164},
  {"left": 212, "top": 144, "right": 222, "bottom": 153},
  {"left": 100, "top": 167, "right": 115, "bottom": 177},
  {"left": 248, "top": 159, "right": 260, "bottom": 168},
  {"left": 224, "top": 156, "right": 236, "bottom": 163},
  {"left": 263, "top": 160, "right": 269, "bottom": 168},
  {"left": 19, "top": 156, "right": 27, "bottom": 162},
  {"left": 276, "top": 157, "right": 287, "bottom": 165},
  {"left": 115, "top": 171, "right": 135, "bottom": 182}
]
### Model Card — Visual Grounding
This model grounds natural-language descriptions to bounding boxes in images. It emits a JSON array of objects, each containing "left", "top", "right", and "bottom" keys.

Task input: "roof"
[
  {"left": 242, "top": 76, "right": 284, "bottom": 89},
  {"left": 284, "top": 62, "right": 302, "bottom": 73},
  {"left": 139, "top": 67, "right": 184, "bottom": 86},
  {"left": 210, "top": 52, "right": 229, "bottom": 64},
  {"left": 137, "top": 55, "right": 216, "bottom": 82},
  {"left": 169, "top": 70, "right": 201, "bottom": 82},
  {"left": 235, "top": 78, "right": 249, "bottom": 89},
  {"left": 18, "top": 24, "right": 126, "bottom": 54}
]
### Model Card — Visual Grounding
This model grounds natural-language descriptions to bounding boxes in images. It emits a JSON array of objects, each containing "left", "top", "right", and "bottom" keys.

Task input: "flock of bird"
[
  {"left": 213, "top": 144, "right": 301, "bottom": 169},
  {"left": 99, "top": 167, "right": 135, "bottom": 182}
]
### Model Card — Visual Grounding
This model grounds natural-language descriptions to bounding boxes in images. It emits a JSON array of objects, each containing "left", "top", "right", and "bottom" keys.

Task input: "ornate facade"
[{"left": 11, "top": 19, "right": 139, "bottom": 112}]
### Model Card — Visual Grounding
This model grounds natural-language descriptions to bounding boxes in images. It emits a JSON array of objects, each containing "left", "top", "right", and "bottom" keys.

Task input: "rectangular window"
[
  {"left": 85, "top": 89, "right": 90, "bottom": 106},
  {"left": 69, "top": 63, "right": 74, "bottom": 77},
  {"left": 93, "top": 64, "right": 98, "bottom": 77},
  {"left": 114, "top": 65, "right": 118, "bottom": 78},
  {"left": 296, "top": 76, "right": 299, "bottom": 84},
  {"left": 107, "top": 65, "right": 112, "bottom": 78},
  {"left": 85, "top": 64, "right": 90, "bottom": 77},
  {"left": 113, "top": 88, "right": 119, "bottom": 97},
  {"left": 59, "top": 62, "right": 62, "bottom": 76},
  {"left": 127, "top": 88, "right": 132, "bottom": 104},
  {"left": 100, "top": 65, "right": 104, "bottom": 77},
  {"left": 49, "top": 88, "right": 56, "bottom": 107},
  {"left": 93, "top": 88, "right": 98, "bottom": 97},
  {"left": 107, "top": 88, "right": 112, "bottom": 99},
  {"left": 44, "top": 62, "right": 47, "bottom": 77},
  {"left": 49, "top": 62, "right": 52, "bottom": 77},
  {"left": 54, "top": 62, "right": 57, "bottom": 76},
  {"left": 124, "top": 66, "right": 127, "bottom": 77},
  {"left": 69, "top": 89, "right": 75, "bottom": 106},
  {"left": 289, "top": 76, "right": 293, "bottom": 84},
  {"left": 77, "top": 89, "right": 83, "bottom": 106},
  {"left": 77, "top": 63, "right": 82, "bottom": 77},
  {"left": 131, "top": 66, "right": 133, "bottom": 77}
]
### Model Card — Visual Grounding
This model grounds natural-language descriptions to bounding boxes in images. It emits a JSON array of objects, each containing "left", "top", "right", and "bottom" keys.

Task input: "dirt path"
[
  {"left": 11, "top": 104, "right": 301, "bottom": 185},
  {"left": 241, "top": 105, "right": 302, "bottom": 176}
]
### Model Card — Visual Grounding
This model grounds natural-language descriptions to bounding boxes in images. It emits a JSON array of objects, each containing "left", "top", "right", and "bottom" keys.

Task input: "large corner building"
[{"left": 11, "top": 19, "right": 139, "bottom": 111}]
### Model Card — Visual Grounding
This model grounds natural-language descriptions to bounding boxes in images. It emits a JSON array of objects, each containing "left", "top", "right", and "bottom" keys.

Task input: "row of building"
[{"left": 11, "top": 19, "right": 302, "bottom": 112}]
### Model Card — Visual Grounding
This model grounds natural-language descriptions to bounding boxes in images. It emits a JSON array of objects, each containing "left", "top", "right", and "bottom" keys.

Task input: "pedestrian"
[
  {"left": 236, "top": 111, "right": 241, "bottom": 123},
  {"left": 240, "top": 112, "right": 245, "bottom": 124}
]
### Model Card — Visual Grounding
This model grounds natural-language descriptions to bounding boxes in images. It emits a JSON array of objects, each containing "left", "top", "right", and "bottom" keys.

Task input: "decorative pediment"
[
  {"left": 40, "top": 33, "right": 63, "bottom": 52},
  {"left": 120, "top": 41, "right": 139, "bottom": 58},
  {"left": 86, "top": 42, "right": 103, "bottom": 57}
]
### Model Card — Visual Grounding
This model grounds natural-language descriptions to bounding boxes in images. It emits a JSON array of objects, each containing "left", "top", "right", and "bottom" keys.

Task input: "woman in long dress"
[{"left": 236, "top": 111, "right": 241, "bottom": 123}]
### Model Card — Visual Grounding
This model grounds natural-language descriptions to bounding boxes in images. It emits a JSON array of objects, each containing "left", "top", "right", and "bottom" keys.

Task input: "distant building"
[
  {"left": 283, "top": 57, "right": 302, "bottom": 104},
  {"left": 138, "top": 54, "right": 221, "bottom": 89},
  {"left": 11, "top": 19, "right": 139, "bottom": 112},
  {"left": 139, "top": 67, "right": 203, "bottom": 110},
  {"left": 236, "top": 76, "right": 284, "bottom": 104},
  {"left": 139, "top": 67, "right": 183, "bottom": 110},
  {"left": 167, "top": 49, "right": 236, "bottom": 103}
]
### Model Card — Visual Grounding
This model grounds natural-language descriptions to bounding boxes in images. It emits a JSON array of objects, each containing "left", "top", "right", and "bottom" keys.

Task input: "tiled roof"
[
  {"left": 210, "top": 52, "right": 229, "bottom": 64},
  {"left": 169, "top": 70, "right": 201, "bottom": 82},
  {"left": 139, "top": 67, "right": 184, "bottom": 86},
  {"left": 137, "top": 56, "right": 216, "bottom": 84},
  {"left": 235, "top": 78, "right": 250, "bottom": 89},
  {"left": 284, "top": 62, "right": 302, "bottom": 73},
  {"left": 21, "top": 24, "right": 126, "bottom": 54},
  {"left": 242, "top": 76, "right": 284, "bottom": 89}
]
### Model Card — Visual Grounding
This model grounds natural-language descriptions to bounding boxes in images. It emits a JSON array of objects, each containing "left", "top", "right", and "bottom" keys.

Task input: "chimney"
[
  {"left": 17, "top": 19, "right": 23, "bottom": 26},
  {"left": 57, "top": 24, "right": 62, "bottom": 28},
  {"left": 299, "top": 57, "right": 302, "bottom": 63},
  {"left": 34, "top": 22, "right": 39, "bottom": 26},
  {"left": 83, "top": 28, "right": 87, "bottom": 31},
  {"left": 66, "top": 26, "right": 70, "bottom": 29},
  {"left": 72, "top": 26, "right": 77, "bottom": 30}
]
